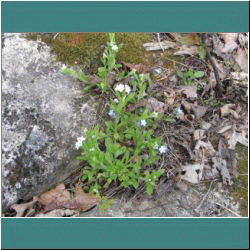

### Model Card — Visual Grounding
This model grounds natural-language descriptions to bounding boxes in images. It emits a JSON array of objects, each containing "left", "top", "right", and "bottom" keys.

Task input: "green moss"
[
  {"left": 230, "top": 145, "right": 248, "bottom": 217},
  {"left": 24, "top": 32, "right": 153, "bottom": 72}
]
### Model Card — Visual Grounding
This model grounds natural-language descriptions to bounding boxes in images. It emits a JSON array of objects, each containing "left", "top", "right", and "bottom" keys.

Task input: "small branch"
[
  {"left": 195, "top": 181, "right": 213, "bottom": 210},
  {"left": 157, "top": 33, "right": 164, "bottom": 52},
  {"left": 215, "top": 202, "right": 241, "bottom": 217}
]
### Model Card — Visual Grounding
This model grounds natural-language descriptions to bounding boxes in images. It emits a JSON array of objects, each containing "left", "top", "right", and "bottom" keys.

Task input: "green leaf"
[
  {"left": 176, "top": 70, "right": 184, "bottom": 78},
  {"left": 115, "top": 146, "right": 126, "bottom": 158},
  {"left": 199, "top": 43, "right": 206, "bottom": 62},
  {"left": 64, "top": 68, "right": 74, "bottom": 76},
  {"left": 193, "top": 71, "right": 205, "bottom": 78},
  {"left": 146, "top": 183, "right": 154, "bottom": 195},
  {"left": 98, "top": 67, "right": 107, "bottom": 79},
  {"left": 186, "top": 68, "right": 194, "bottom": 78}
]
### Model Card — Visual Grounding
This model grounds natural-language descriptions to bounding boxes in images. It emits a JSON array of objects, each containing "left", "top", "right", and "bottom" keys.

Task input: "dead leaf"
[
  {"left": 218, "top": 125, "right": 232, "bottom": 134},
  {"left": 180, "top": 163, "right": 204, "bottom": 184},
  {"left": 212, "top": 156, "right": 233, "bottom": 185},
  {"left": 219, "top": 33, "right": 239, "bottom": 54},
  {"left": 39, "top": 184, "right": 70, "bottom": 206},
  {"left": 230, "top": 72, "right": 248, "bottom": 82},
  {"left": 201, "top": 122, "right": 212, "bottom": 130},
  {"left": 123, "top": 63, "right": 152, "bottom": 74},
  {"left": 238, "top": 33, "right": 248, "bottom": 48},
  {"left": 192, "top": 105, "right": 207, "bottom": 120},
  {"left": 235, "top": 48, "right": 248, "bottom": 73},
  {"left": 11, "top": 197, "right": 38, "bottom": 217},
  {"left": 174, "top": 45, "right": 199, "bottom": 56},
  {"left": 220, "top": 104, "right": 240, "bottom": 119},
  {"left": 163, "top": 88, "right": 175, "bottom": 105},
  {"left": 146, "top": 97, "right": 167, "bottom": 113},
  {"left": 194, "top": 140, "right": 216, "bottom": 160},
  {"left": 193, "top": 129, "right": 206, "bottom": 141},
  {"left": 38, "top": 183, "right": 99, "bottom": 212},
  {"left": 227, "top": 129, "right": 248, "bottom": 149},
  {"left": 179, "top": 85, "right": 197, "bottom": 99},
  {"left": 181, "top": 100, "right": 193, "bottom": 113},
  {"left": 35, "top": 209, "right": 80, "bottom": 217}
]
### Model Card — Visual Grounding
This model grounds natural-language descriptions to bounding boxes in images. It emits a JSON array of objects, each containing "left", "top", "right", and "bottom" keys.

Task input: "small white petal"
[
  {"left": 125, "top": 85, "right": 131, "bottom": 93},
  {"left": 114, "top": 84, "right": 125, "bottom": 92},
  {"left": 159, "top": 145, "right": 168, "bottom": 154},
  {"left": 112, "top": 45, "right": 118, "bottom": 52},
  {"left": 140, "top": 120, "right": 147, "bottom": 127}
]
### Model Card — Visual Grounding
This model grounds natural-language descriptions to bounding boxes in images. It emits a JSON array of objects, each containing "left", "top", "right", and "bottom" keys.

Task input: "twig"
[
  {"left": 215, "top": 202, "right": 241, "bottom": 217},
  {"left": 164, "top": 57, "right": 189, "bottom": 68},
  {"left": 157, "top": 33, "right": 164, "bottom": 52},
  {"left": 195, "top": 181, "right": 213, "bottom": 210},
  {"left": 201, "top": 33, "right": 222, "bottom": 97},
  {"left": 53, "top": 33, "right": 59, "bottom": 40}
]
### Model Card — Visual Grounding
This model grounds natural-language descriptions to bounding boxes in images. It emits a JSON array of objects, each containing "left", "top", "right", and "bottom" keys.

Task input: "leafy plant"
[
  {"left": 72, "top": 33, "right": 166, "bottom": 197},
  {"left": 176, "top": 67, "right": 205, "bottom": 85},
  {"left": 64, "top": 33, "right": 123, "bottom": 93},
  {"left": 79, "top": 88, "right": 164, "bottom": 196}
]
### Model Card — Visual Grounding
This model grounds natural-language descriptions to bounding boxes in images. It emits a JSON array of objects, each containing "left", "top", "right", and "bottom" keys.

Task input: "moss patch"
[
  {"left": 230, "top": 145, "right": 248, "bottom": 217},
  {"left": 25, "top": 32, "right": 153, "bottom": 72}
]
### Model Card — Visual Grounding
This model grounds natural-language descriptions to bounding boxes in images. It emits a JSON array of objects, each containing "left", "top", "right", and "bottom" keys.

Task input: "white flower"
[
  {"left": 114, "top": 98, "right": 119, "bottom": 103},
  {"left": 15, "top": 182, "right": 21, "bottom": 189},
  {"left": 176, "top": 108, "right": 183, "bottom": 115},
  {"left": 61, "top": 64, "right": 67, "bottom": 71},
  {"left": 159, "top": 145, "right": 168, "bottom": 154},
  {"left": 75, "top": 136, "right": 86, "bottom": 149},
  {"left": 112, "top": 45, "right": 118, "bottom": 52},
  {"left": 108, "top": 108, "right": 116, "bottom": 119},
  {"left": 114, "top": 83, "right": 125, "bottom": 92},
  {"left": 140, "top": 120, "right": 147, "bottom": 127},
  {"left": 124, "top": 85, "right": 131, "bottom": 94}
]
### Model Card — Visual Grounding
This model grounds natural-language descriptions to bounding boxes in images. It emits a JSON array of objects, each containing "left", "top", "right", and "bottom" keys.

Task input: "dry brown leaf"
[
  {"left": 201, "top": 122, "right": 212, "bottom": 130},
  {"left": 193, "top": 129, "right": 206, "bottom": 141},
  {"left": 146, "top": 97, "right": 166, "bottom": 113},
  {"left": 230, "top": 72, "right": 248, "bottom": 82},
  {"left": 179, "top": 85, "right": 197, "bottom": 99},
  {"left": 219, "top": 33, "right": 239, "bottom": 54},
  {"left": 194, "top": 140, "right": 216, "bottom": 160},
  {"left": 235, "top": 48, "right": 248, "bottom": 73},
  {"left": 181, "top": 100, "right": 193, "bottom": 113},
  {"left": 38, "top": 183, "right": 99, "bottom": 212},
  {"left": 174, "top": 45, "right": 199, "bottom": 56},
  {"left": 38, "top": 184, "right": 70, "bottom": 206},
  {"left": 123, "top": 63, "right": 152, "bottom": 74},
  {"left": 212, "top": 156, "right": 233, "bottom": 185},
  {"left": 180, "top": 163, "right": 204, "bottom": 184},
  {"left": 163, "top": 88, "right": 175, "bottom": 105},
  {"left": 220, "top": 104, "right": 240, "bottom": 119},
  {"left": 238, "top": 33, "right": 248, "bottom": 49},
  {"left": 218, "top": 125, "right": 232, "bottom": 134},
  {"left": 11, "top": 197, "right": 38, "bottom": 217},
  {"left": 192, "top": 105, "right": 208, "bottom": 120},
  {"left": 227, "top": 129, "right": 248, "bottom": 150},
  {"left": 35, "top": 209, "right": 80, "bottom": 217}
]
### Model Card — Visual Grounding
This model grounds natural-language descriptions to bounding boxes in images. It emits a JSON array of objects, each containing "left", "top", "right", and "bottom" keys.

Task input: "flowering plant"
[{"left": 72, "top": 33, "right": 168, "bottom": 196}]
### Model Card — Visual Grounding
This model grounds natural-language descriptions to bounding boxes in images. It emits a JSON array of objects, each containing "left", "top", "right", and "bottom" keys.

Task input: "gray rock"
[{"left": 1, "top": 33, "right": 97, "bottom": 210}]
